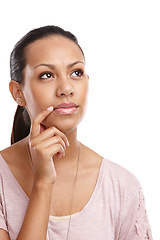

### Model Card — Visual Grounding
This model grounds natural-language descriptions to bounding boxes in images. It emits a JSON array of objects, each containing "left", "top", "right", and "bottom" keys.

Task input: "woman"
[{"left": 0, "top": 26, "right": 152, "bottom": 239}]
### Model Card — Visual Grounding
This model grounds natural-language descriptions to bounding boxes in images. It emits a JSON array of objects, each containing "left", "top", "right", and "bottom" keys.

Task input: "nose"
[{"left": 56, "top": 75, "right": 74, "bottom": 97}]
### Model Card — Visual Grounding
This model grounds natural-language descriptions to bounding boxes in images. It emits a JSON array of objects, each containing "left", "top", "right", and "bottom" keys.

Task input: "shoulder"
[
  {"left": 102, "top": 158, "right": 140, "bottom": 196},
  {"left": 0, "top": 138, "right": 27, "bottom": 165},
  {"left": 105, "top": 160, "right": 153, "bottom": 238}
]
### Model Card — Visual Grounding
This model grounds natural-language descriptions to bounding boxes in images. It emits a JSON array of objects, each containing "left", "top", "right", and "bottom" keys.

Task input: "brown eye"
[
  {"left": 40, "top": 72, "right": 54, "bottom": 79},
  {"left": 71, "top": 69, "right": 83, "bottom": 77}
]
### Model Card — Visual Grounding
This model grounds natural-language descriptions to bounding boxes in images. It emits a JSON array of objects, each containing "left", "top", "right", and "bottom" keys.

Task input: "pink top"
[{"left": 0, "top": 154, "right": 152, "bottom": 239}]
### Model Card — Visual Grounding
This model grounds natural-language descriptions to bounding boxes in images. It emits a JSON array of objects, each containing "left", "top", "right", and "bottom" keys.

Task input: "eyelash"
[
  {"left": 39, "top": 72, "right": 54, "bottom": 79},
  {"left": 39, "top": 69, "right": 84, "bottom": 79},
  {"left": 71, "top": 69, "right": 83, "bottom": 77}
]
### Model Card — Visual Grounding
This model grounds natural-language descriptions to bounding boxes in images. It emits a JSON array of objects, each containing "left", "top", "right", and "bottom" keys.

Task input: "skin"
[{"left": 0, "top": 36, "right": 103, "bottom": 240}]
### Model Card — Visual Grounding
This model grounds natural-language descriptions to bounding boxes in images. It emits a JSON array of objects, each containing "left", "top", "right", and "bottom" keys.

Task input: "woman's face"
[{"left": 22, "top": 36, "right": 89, "bottom": 134}]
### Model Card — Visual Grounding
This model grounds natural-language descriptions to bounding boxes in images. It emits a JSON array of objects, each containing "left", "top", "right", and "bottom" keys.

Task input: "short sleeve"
[
  {"left": 119, "top": 186, "right": 153, "bottom": 240},
  {"left": 134, "top": 187, "right": 152, "bottom": 239},
  {"left": 0, "top": 202, "right": 8, "bottom": 232}
]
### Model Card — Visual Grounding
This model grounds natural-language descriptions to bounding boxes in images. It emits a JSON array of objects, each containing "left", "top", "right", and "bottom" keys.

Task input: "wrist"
[{"left": 33, "top": 178, "right": 54, "bottom": 194}]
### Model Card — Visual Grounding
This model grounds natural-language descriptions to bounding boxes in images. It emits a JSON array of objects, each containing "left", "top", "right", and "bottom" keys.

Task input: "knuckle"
[
  {"left": 55, "top": 135, "right": 62, "bottom": 142},
  {"left": 50, "top": 126, "right": 56, "bottom": 132},
  {"left": 57, "top": 143, "right": 64, "bottom": 152},
  {"left": 34, "top": 144, "right": 40, "bottom": 151},
  {"left": 30, "top": 143, "right": 41, "bottom": 153},
  {"left": 29, "top": 140, "right": 35, "bottom": 149},
  {"left": 32, "top": 119, "right": 37, "bottom": 126}
]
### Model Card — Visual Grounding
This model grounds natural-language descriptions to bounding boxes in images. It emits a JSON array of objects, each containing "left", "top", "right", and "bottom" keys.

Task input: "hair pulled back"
[{"left": 10, "top": 25, "right": 83, "bottom": 144}]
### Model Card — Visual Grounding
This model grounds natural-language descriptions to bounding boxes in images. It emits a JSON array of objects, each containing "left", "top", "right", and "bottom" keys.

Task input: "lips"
[{"left": 54, "top": 102, "right": 78, "bottom": 115}]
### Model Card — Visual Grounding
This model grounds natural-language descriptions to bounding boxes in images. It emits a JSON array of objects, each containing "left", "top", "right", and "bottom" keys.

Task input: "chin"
[{"left": 44, "top": 116, "right": 83, "bottom": 135}]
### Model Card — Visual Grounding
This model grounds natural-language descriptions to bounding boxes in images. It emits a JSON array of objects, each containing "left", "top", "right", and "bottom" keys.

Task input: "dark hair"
[{"left": 10, "top": 25, "right": 84, "bottom": 144}]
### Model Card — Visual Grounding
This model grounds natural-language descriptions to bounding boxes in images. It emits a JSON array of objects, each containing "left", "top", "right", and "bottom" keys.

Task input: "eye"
[
  {"left": 71, "top": 69, "right": 83, "bottom": 78},
  {"left": 39, "top": 72, "right": 54, "bottom": 79}
]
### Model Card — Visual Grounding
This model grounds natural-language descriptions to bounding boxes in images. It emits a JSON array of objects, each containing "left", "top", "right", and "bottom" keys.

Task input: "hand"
[{"left": 28, "top": 106, "right": 69, "bottom": 184}]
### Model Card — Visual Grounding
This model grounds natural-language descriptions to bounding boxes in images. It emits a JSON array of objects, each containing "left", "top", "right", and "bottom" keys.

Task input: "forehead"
[{"left": 25, "top": 36, "right": 84, "bottom": 66}]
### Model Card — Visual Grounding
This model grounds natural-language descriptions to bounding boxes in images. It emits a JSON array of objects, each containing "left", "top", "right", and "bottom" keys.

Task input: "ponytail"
[{"left": 11, "top": 106, "right": 31, "bottom": 144}]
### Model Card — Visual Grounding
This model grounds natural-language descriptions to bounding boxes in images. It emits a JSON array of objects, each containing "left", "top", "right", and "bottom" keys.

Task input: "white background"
[{"left": 0, "top": 0, "right": 159, "bottom": 238}]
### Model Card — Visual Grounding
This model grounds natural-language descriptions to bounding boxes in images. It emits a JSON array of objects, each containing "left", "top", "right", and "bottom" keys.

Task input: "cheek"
[
  {"left": 81, "top": 81, "right": 89, "bottom": 103},
  {"left": 32, "top": 86, "right": 50, "bottom": 105},
  {"left": 23, "top": 83, "right": 53, "bottom": 119},
  {"left": 77, "top": 80, "right": 89, "bottom": 110}
]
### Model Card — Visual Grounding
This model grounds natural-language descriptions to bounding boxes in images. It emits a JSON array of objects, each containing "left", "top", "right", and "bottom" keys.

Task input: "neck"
[{"left": 65, "top": 128, "right": 78, "bottom": 147}]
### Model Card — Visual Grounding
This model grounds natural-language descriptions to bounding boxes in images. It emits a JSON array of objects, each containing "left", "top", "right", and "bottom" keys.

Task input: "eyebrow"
[{"left": 34, "top": 61, "right": 84, "bottom": 69}]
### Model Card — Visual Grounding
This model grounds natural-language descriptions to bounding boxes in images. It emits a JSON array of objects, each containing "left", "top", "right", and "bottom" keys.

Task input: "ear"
[{"left": 9, "top": 80, "right": 26, "bottom": 106}]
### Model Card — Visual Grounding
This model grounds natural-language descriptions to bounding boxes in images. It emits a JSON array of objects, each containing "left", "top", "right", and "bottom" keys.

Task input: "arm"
[
  {"left": 119, "top": 186, "right": 153, "bottom": 240},
  {"left": 16, "top": 182, "right": 52, "bottom": 240},
  {"left": 16, "top": 107, "right": 69, "bottom": 240}
]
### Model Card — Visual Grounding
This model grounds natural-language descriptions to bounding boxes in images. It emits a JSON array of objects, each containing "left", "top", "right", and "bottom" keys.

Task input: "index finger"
[{"left": 30, "top": 106, "right": 54, "bottom": 138}]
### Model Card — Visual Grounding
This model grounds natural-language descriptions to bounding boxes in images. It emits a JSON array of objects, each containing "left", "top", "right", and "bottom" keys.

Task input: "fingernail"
[
  {"left": 46, "top": 106, "right": 54, "bottom": 111},
  {"left": 66, "top": 139, "right": 70, "bottom": 146}
]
